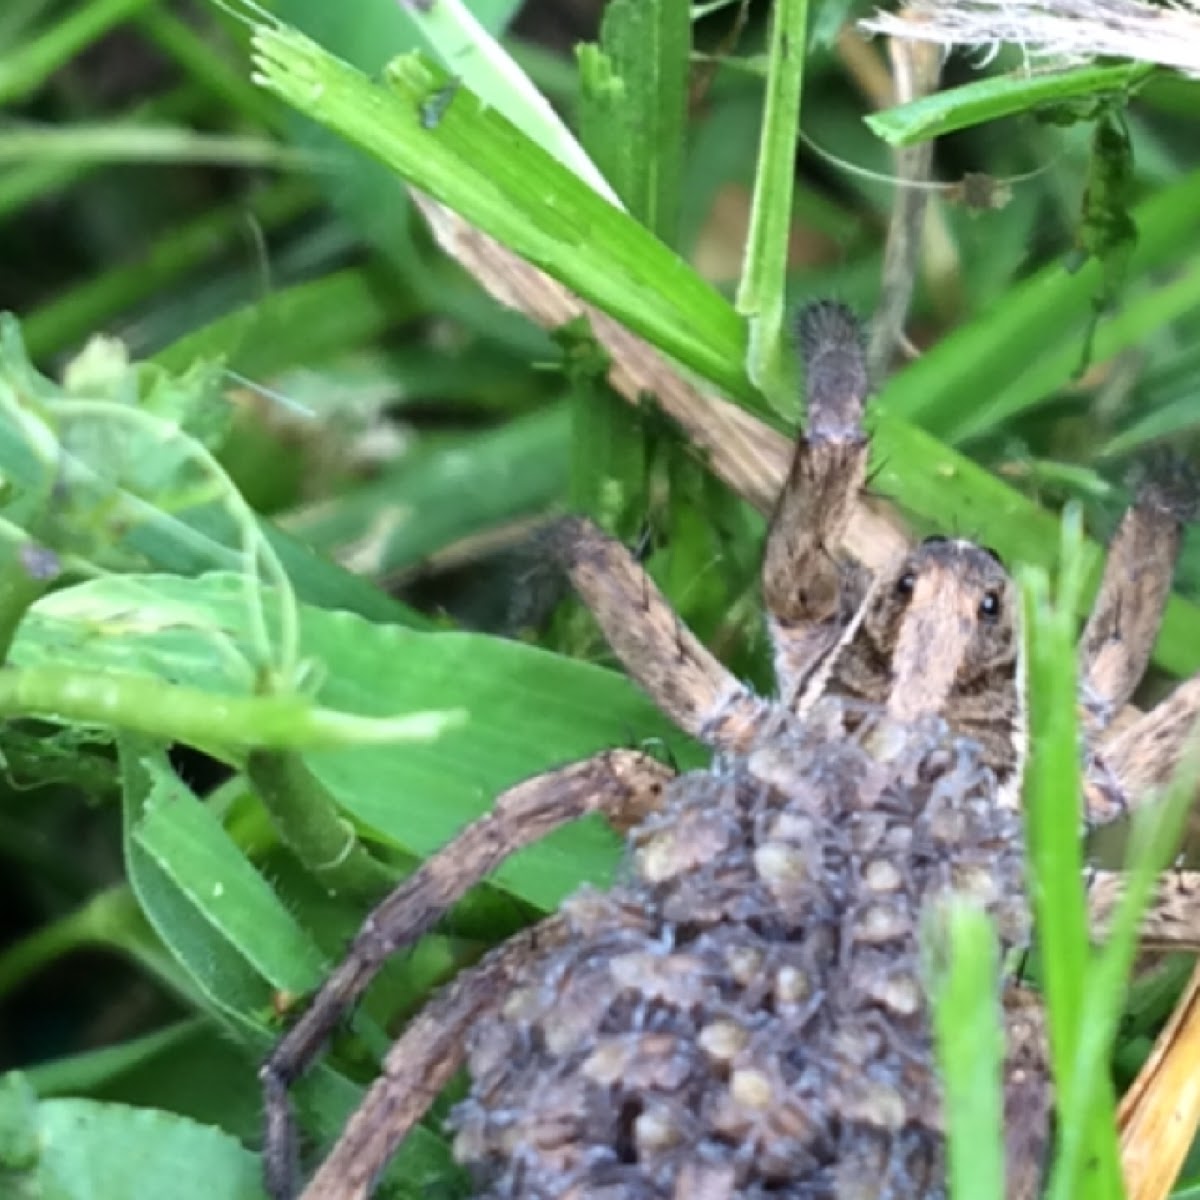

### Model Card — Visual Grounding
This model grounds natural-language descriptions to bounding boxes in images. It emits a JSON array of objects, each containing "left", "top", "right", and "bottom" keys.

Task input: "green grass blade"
[
  {"left": 930, "top": 903, "right": 1005, "bottom": 1200},
  {"left": 0, "top": 0, "right": 157, "bottom": 106},
  {"left": 22, "top": 180, "right": 312, "bottom": 361},
  {"left": 571, "top": 0, "right": 687, "bottom": 535},
  {"left": 582, "top": 0, "right": 688, "bottom": 239},
  {"left": 0, "top": 122, "right": 325, "bottom": 170},
  {"left": 1019, "top": 508, "right": 1123, "bottom": 1200},
  {"left": 1053, "top": 715, "right": 1200, "bottom": 1200},
  {"left": 736, "top": 0, "right": 808, "bottom": 411},
  {"left": 945, "top": 253, "right": 1200, "bottom": 446},
  {"left": 877, "top": 168, "right": 1200, "bottom": 434}
]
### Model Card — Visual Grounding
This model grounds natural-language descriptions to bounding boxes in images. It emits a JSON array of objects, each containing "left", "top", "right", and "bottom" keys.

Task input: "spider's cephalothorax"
[
  {"left": 262, "top": 303, "right": 1200, "bottom": 1200},
  {"left": 799, "top": 535, "right": 1023, "bottom": 795}
]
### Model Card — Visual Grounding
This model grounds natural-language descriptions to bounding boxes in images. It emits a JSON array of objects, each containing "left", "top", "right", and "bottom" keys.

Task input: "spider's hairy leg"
[
  {"left": 1079, "top": 477, "right": 1194, "bottom": 736},
  {"left": 762, "top": 301, "right": 872, "bottom": 708},
  {"left": 547, "top": 517, "right": 773, "bottom": 750},
  {"left": 1087, "top": 674, "right": 1200, "bottom": 828},
  {"left": 299, "top": 915, "right": 572, "bottom": 1200},
  {"left": 1087, "top": 867, "right": 1200, "bottom": 950},
  {"left": 260, "top": 750, "right": 673, "bottom": 1200}
]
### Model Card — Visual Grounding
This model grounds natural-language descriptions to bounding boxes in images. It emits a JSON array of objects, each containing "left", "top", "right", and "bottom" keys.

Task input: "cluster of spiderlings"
[{"left": 450, "top": 699, "right": 1041, "bottom": 1200}]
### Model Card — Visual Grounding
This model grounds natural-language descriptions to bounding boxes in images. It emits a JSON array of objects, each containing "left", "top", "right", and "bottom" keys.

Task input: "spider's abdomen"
[{"left": 450, "top": 701, "right": 1046, "bottom": 1199}]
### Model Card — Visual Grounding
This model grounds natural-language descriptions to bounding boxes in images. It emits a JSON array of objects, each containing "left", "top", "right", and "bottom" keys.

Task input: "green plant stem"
[
  {"left": 0, "top": 665, "right": 463, "bottom": 751},
  {"left": 0, "top": 908, "right": 93, "bottom": 1002},
  {"left": 0, "top": 886, "right": 139, "bottom": 1002},
  {"left": 246, "top": 751, "right": 396, "bottom": 902},
  {"left": 867, "top": 62, "right": 1154, "bottom": 147}
]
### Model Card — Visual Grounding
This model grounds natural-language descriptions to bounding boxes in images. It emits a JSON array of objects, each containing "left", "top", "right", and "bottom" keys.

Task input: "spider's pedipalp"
[
  {"left": 261, "top": 750, "right": 674, "bottom": 1200},
  {"left": 545, "top": 515, "right": 774, "bottom": 751},
  {"left": 763, "top": 302, "right": 872, "bottom": 707}
]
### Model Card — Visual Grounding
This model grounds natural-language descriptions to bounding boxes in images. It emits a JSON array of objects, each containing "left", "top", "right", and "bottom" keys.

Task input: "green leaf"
[
  {"left": 114, "top": 738, "right": 447, "bottom": 1190},
  {"left": 22, "top": 571, "right": 700, "bottom": 911},
  {"left": 0, "top": 1092, "right": 264, "bottom": 1200},
  {"left": 131, "top": 752, "right": 327, "bottom": 992},
  {"left": 0, "top": 1073, "right": 38, "bottom": 1171},
  {"left": 119, "top": 735, "right": 275, "bottom": 1023},
  {"left": 0, "top": 310, "right": 430, "bottom": 628}
]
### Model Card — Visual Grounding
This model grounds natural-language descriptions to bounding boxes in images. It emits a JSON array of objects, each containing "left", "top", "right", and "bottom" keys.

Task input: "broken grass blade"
[
  {"left": 0, "top": 664, "right": 464, "bottom": 750},
  {"left": 401, "top": 0, "right": 618, "bottom": 203},
  {"left": 248, "top": 22, "right": 755, "bottom": 409},
  {"left": 1119, "top": 963, "right": 1200, "bottom": 1200}
]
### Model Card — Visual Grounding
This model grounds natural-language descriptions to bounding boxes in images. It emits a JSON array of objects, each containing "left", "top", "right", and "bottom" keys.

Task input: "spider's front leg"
[
  {"left": 546, "top": 518, "right": 775, "bottom": 751},
  {"left": 762, "top": 301, "right": 872, "bottom": 708},
  {"left": 260, "top": 749, "right": 673, "bottom": 1200}
]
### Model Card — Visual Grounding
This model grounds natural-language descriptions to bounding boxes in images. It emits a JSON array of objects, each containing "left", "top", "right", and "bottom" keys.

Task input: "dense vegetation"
[{"left": 1, "top": 1, "right": 1199, "bottom": 1197}]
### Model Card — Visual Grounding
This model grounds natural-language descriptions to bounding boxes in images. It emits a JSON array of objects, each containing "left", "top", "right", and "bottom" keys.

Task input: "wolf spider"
[{"left": 262, "top": 303, "right": 1200, "bottom": 1200}]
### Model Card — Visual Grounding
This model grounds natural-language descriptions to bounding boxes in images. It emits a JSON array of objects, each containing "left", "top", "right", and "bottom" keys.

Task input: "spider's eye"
[
  {"left": 979, "top": 590, "right": 1002, "bottom": 621},
  {"left": 982, "top": 545, "right": 1005, "bottom": 567},
  {"left": 895, "top": 571, "right": 917, "bottom": 598},
  {"left": 921, "top": 534, "right": 948, "bottom": 546}
]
